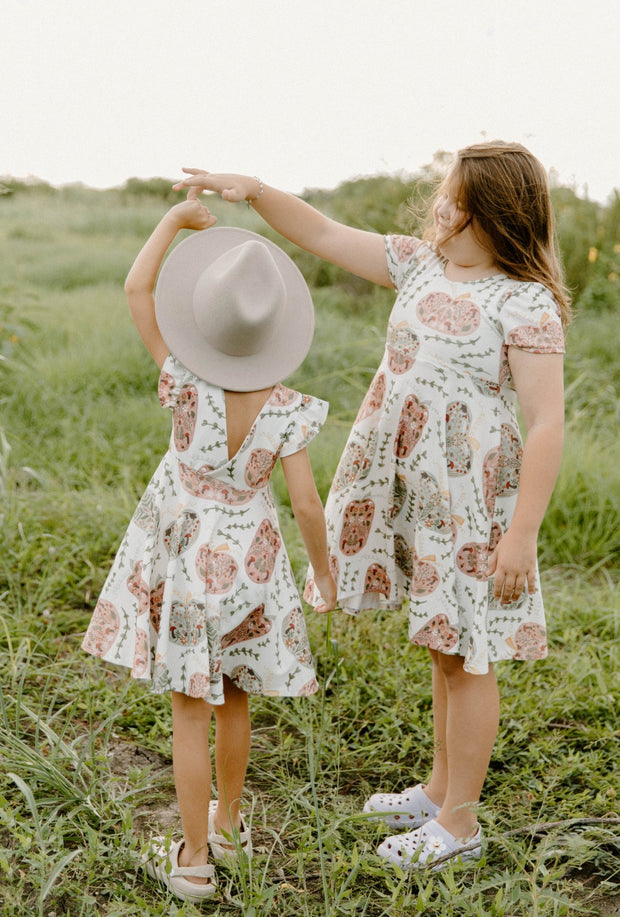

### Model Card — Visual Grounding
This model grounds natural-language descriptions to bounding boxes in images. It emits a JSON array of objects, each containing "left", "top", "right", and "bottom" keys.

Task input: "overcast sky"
[{"left": 3, "top": 0, "right": 618, "bottom": 202}]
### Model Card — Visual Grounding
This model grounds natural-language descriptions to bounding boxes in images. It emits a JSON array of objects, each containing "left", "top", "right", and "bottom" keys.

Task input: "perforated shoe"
[
  {"left": 142, "top": 836, "right": 217, "bottom": 902},
  {"left": 363, "top": 783, "right": 441, "bottom": 829},
  {"left": 377, "top": 818, "right": 482, "bottom": 871}
]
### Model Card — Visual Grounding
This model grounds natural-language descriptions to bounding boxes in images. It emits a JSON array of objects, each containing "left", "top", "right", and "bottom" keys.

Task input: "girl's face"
[
  {"left": 433, "top": 175, "right": 498, "bottom": 275},
  {"left": 433, "top": 178, "right": 469, "bottom": 242}
]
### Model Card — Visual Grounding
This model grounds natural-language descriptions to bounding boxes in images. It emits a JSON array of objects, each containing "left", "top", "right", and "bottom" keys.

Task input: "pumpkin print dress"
[
  {"left": 305, "top": 236, "right": 565, "bottom": 675},
  {"left": 82, "top": 353, "right": 328, "bottom": 703}
]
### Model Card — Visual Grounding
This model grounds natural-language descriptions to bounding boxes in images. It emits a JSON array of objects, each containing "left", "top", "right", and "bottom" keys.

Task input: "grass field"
[{"left": 0, "top": 181, "right": 618, "bottom": 916}]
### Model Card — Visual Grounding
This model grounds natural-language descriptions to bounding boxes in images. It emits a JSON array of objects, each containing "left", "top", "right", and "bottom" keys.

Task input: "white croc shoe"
[
  {"left": 377, "top": 818, "right": 482, "bottom": 871},
  {"left": 208, "top": 799, "right": 253, "bottom": 862},
  {"left": 142, "top": 836, "right": 217, "bottom": 902},
  {"left": 363, "top": 783, "right": 441, "bottom": 829}
]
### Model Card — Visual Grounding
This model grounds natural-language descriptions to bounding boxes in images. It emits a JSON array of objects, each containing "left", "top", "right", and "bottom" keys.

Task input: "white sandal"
[
  {"left": 377, "top": 818, "right": 482, "bottom": 871},
  {"left": 142, "top": 836, "right": 217, "bottom": 902},
  {"left": 208, "top": 799, "right": 253, "bottom": 862},
  {"left": 363, "top": 783, "right": 441, "bottom": 829}
]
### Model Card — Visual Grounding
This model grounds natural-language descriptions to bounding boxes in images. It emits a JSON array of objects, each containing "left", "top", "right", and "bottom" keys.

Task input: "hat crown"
[{"left": 193, "top": 241, "right": 286, "bottom": 357}]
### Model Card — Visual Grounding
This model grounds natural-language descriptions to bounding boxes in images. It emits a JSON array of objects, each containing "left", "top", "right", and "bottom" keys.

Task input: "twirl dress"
[
  {"left": 305, "top": 236, "right": 565, "bottom": 675},
  {"left": 82, "top": 353, "right": 328, "bottom": 703}
]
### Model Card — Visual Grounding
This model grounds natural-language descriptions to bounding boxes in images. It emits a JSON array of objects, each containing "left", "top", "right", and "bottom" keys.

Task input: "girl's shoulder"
[{"left": 385, "top": 235, "right": 440, "bottom": 287}]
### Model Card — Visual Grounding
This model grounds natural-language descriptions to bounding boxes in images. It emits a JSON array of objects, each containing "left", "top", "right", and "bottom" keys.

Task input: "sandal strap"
[{"left": 171, "top": 862, "right": 215, "bottom": 879}]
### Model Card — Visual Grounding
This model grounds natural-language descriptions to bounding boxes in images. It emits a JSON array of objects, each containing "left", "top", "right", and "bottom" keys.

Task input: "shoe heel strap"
[{"left": 171, "top": 863, "right": 216, "bottom": 879}]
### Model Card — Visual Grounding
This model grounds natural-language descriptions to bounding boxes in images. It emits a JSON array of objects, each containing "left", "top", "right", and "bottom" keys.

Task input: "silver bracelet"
[{"left": 246, "top": 176, "right": 264, "bottom": 207}]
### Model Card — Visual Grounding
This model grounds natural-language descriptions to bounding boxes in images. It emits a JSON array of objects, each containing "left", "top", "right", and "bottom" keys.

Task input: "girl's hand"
[
  {"left": 173, "top": 168, "right": 259, "bottom": 204},
  {"left": 313, "top": 572, "right": 338, "bottom": 614},
  {"left": 486, "top": 527, "right": 538, "bottom": 605},
  {"left": 167, "top": 187, "right": 218, "bottom": 231}
]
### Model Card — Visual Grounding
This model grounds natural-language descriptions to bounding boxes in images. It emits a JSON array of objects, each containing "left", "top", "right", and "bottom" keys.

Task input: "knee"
[
  {"left": 435, "top": 652, "right": 470, "bottom": 685},
  {"left": 172, "top": 691, "right": 212, "bottom": 724}
]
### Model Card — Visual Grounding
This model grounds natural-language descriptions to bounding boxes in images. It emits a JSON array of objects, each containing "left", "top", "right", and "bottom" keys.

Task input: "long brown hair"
[{"left": 425, "top": 141, "right": 571, "bottom": 325}]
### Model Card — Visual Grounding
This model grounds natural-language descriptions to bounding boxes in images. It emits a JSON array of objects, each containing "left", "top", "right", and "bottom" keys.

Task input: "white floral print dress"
[
  {"left": 305, "top": 237, "right": 565, "bottom": 674},
  {"left": 82, "top": 354, "right": 328, "bottom": 702}
]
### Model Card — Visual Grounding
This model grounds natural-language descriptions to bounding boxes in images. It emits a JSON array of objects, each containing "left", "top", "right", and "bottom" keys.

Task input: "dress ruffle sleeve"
[
  {"left": 498, "top": 285, "right": 565, "bottom": 353},
  {"left": 279, "top": 395, "right": 329, "bottom": 457}
]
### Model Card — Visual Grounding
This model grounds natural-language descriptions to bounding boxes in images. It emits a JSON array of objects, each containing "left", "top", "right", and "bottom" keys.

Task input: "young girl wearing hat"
[
  {"left": 82, "top": 189, "right": 337, "bottom": 901},
  {"left": 174, "top": 142, "right": 568, "bottom": 869}
]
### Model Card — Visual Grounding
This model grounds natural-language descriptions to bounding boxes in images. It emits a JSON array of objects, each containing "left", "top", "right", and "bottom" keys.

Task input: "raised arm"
[
  {"left": 173, "top": 169, "right": 393, "bottom": 288},
  {"left": 124, "top": 191, "right": 217, "bottom": 367},
  {"left": 486, "top": 349, "right": 564, "bottom": 603},
  {"left": 280, "top": 448, "right": 337, "bottom": 613}
]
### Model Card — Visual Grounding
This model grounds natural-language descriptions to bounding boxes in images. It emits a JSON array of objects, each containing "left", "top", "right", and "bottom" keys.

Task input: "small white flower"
[{"left": 426, "top": 835, "right": 447, "bottom": 855}]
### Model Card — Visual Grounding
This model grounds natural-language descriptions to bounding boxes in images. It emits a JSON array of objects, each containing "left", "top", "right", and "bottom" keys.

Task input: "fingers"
[
  {"left": 492, "top": 569, "right": 534, "bottom": 605},
  {"left": 186, "top": 186, "right": 198, "bottom": 201}
]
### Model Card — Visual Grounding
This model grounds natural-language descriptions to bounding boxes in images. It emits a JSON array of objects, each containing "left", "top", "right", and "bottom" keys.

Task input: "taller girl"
[{"left": 175, "top": 142, "right": 569, "bottom": 868}]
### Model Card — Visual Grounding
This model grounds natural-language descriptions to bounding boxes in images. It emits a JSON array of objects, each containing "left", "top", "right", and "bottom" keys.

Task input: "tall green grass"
[{"left": 0, "top": 182, "right": 617, "bottom": 915}]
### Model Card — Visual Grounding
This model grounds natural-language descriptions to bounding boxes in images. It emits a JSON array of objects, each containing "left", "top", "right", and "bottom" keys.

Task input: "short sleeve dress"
[
  {"left": 305, "top": 236, "right": 564, "bottom": 675},
  {"left": 82, "top": 353, "right": 328, "bottom": 703}
]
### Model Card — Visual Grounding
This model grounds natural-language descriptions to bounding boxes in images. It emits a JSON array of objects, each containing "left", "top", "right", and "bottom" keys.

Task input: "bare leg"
[
  {"left": 423, "top": 648, "right": 448, "bottom": 809},
  {"left": 213, "top": 675, "right": 251, "bottom": 835},
  {"left": 171, "top": 691, "right": 213, "bottom": 882},
  {"left": 430, "top": 653, "right": 500, "bottom": 838}
]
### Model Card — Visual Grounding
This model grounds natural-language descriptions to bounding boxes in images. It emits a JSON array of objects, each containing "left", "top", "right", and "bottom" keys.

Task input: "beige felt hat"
[{"left": 154, "top": 227, "right": 314, "bottom": 391}]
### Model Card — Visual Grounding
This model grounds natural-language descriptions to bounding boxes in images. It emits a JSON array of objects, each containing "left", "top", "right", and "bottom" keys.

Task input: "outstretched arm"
[
  {"left": 486, "top": 349, "right": 564, "bottom": 604},
  {"left": 280, "top": 448, "right": 337, "bottom": 613},
  {"left": 173, "top": 169, "right": 393, "bottom": 288},
  {"left": 124, "top": 190, "right": 217, "bottom": 367}
]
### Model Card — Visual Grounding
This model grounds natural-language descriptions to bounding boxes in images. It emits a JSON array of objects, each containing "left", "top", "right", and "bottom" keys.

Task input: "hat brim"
[{"left": 155, "top": 227, "right": 314, "bottom": 391}]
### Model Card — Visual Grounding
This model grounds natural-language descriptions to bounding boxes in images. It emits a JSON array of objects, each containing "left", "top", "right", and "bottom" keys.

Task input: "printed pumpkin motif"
[
  {"left": 132, "top": 490, "right": 159, "bottom": 533},
  {"left": 299, "top": 677, "right": 319, "bottom": 696},
  {"left": 178, "top": 461, "right": 254, "bottom": 504},
  {"left": 187, "top": 672, "right": 211, "bottom": 698},
  {"left": 81, "top": 600, "right": 120, "bottom": 656},
  {"left": 132, "top": 629, "right": 149, "bottom": 678},
  {"left": 244, "top": 448, "right": 278, "bottom": 489},
  {"left": 389, "top": 474, "right": 408, "bottom": 519},
  {"left": 282, "top": 607, "right": 313, "bottom": 663},
  {"left": 355, "top": 372, "right": 386, "bottom": 421},
  {"left": 496, "top": 424, "right": 523, "bottom": 495},
  {"left": 417, "top": 472, "right": 451, "bottom": 531},
  {"left": 158, "top": 370, "right": 176, "bottom": 406},
  {"left": 411, "top": 550, "right": 440, "bottom": 596},
  {"left": 126, "top": 561, "right": 150, "bottom": 615},
  {"left": 230, "top": 665, "right": 264, "bottom": 694},
  {"left": 268, "top": 384, "right": 298, "bottom": 406},
  {"left": 391, "top": 235, "right": 423, "bottom": 262},
  {"left": 168, "top": 599, "right": 207, "bottom": 646},
  {"left": 332, "top": 441, "right": 365, "bottom": 493},
  {"left": 509, "top": 622, "right": 547, "bottom": 660},
  {"left": 173, "top": 384, "right": 199, "bottom": 451},
  {"left": 221, "top": 604, "right": 272, "bottom": 649},
  {"left": 394, "top": 394, "right": 429, "bottom": 458},
  {"left": 416, "top": 292, "right": 481, "bottom": 335},
  {"left": 387, "top": 323, "right": 420, "bottom": 375},
  {"left": 195, "top": 544, "right": 238, "bottom": 594},
  {"left": 149, "top": 580, "right": 165, "bottom": 633},
  {"left": 446, "top": 401, "right": 473, "bottom": 476},
  {"left": 245, "top": 520, "right": 281, "bottom": 583},
  {"left": 364, "top": 562, "right": 391, "bottom": 597},
  {"left": 456, "top": 522, "right": 503, "bottom": 580},
  {"left": 340, "top": 498, "right": 375, "bottom": 556},
  {"left": 164, "top": 511, "right": 200, "bottom": 556},
  {"left": 411, "top": 614, "right": 459, "bottom": 651},
  {"left": 483, "top": 424, "right": 522, "bottom": 506},
  {"left": 394, "top": 533, "right": 413, "bottom": 578}
]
